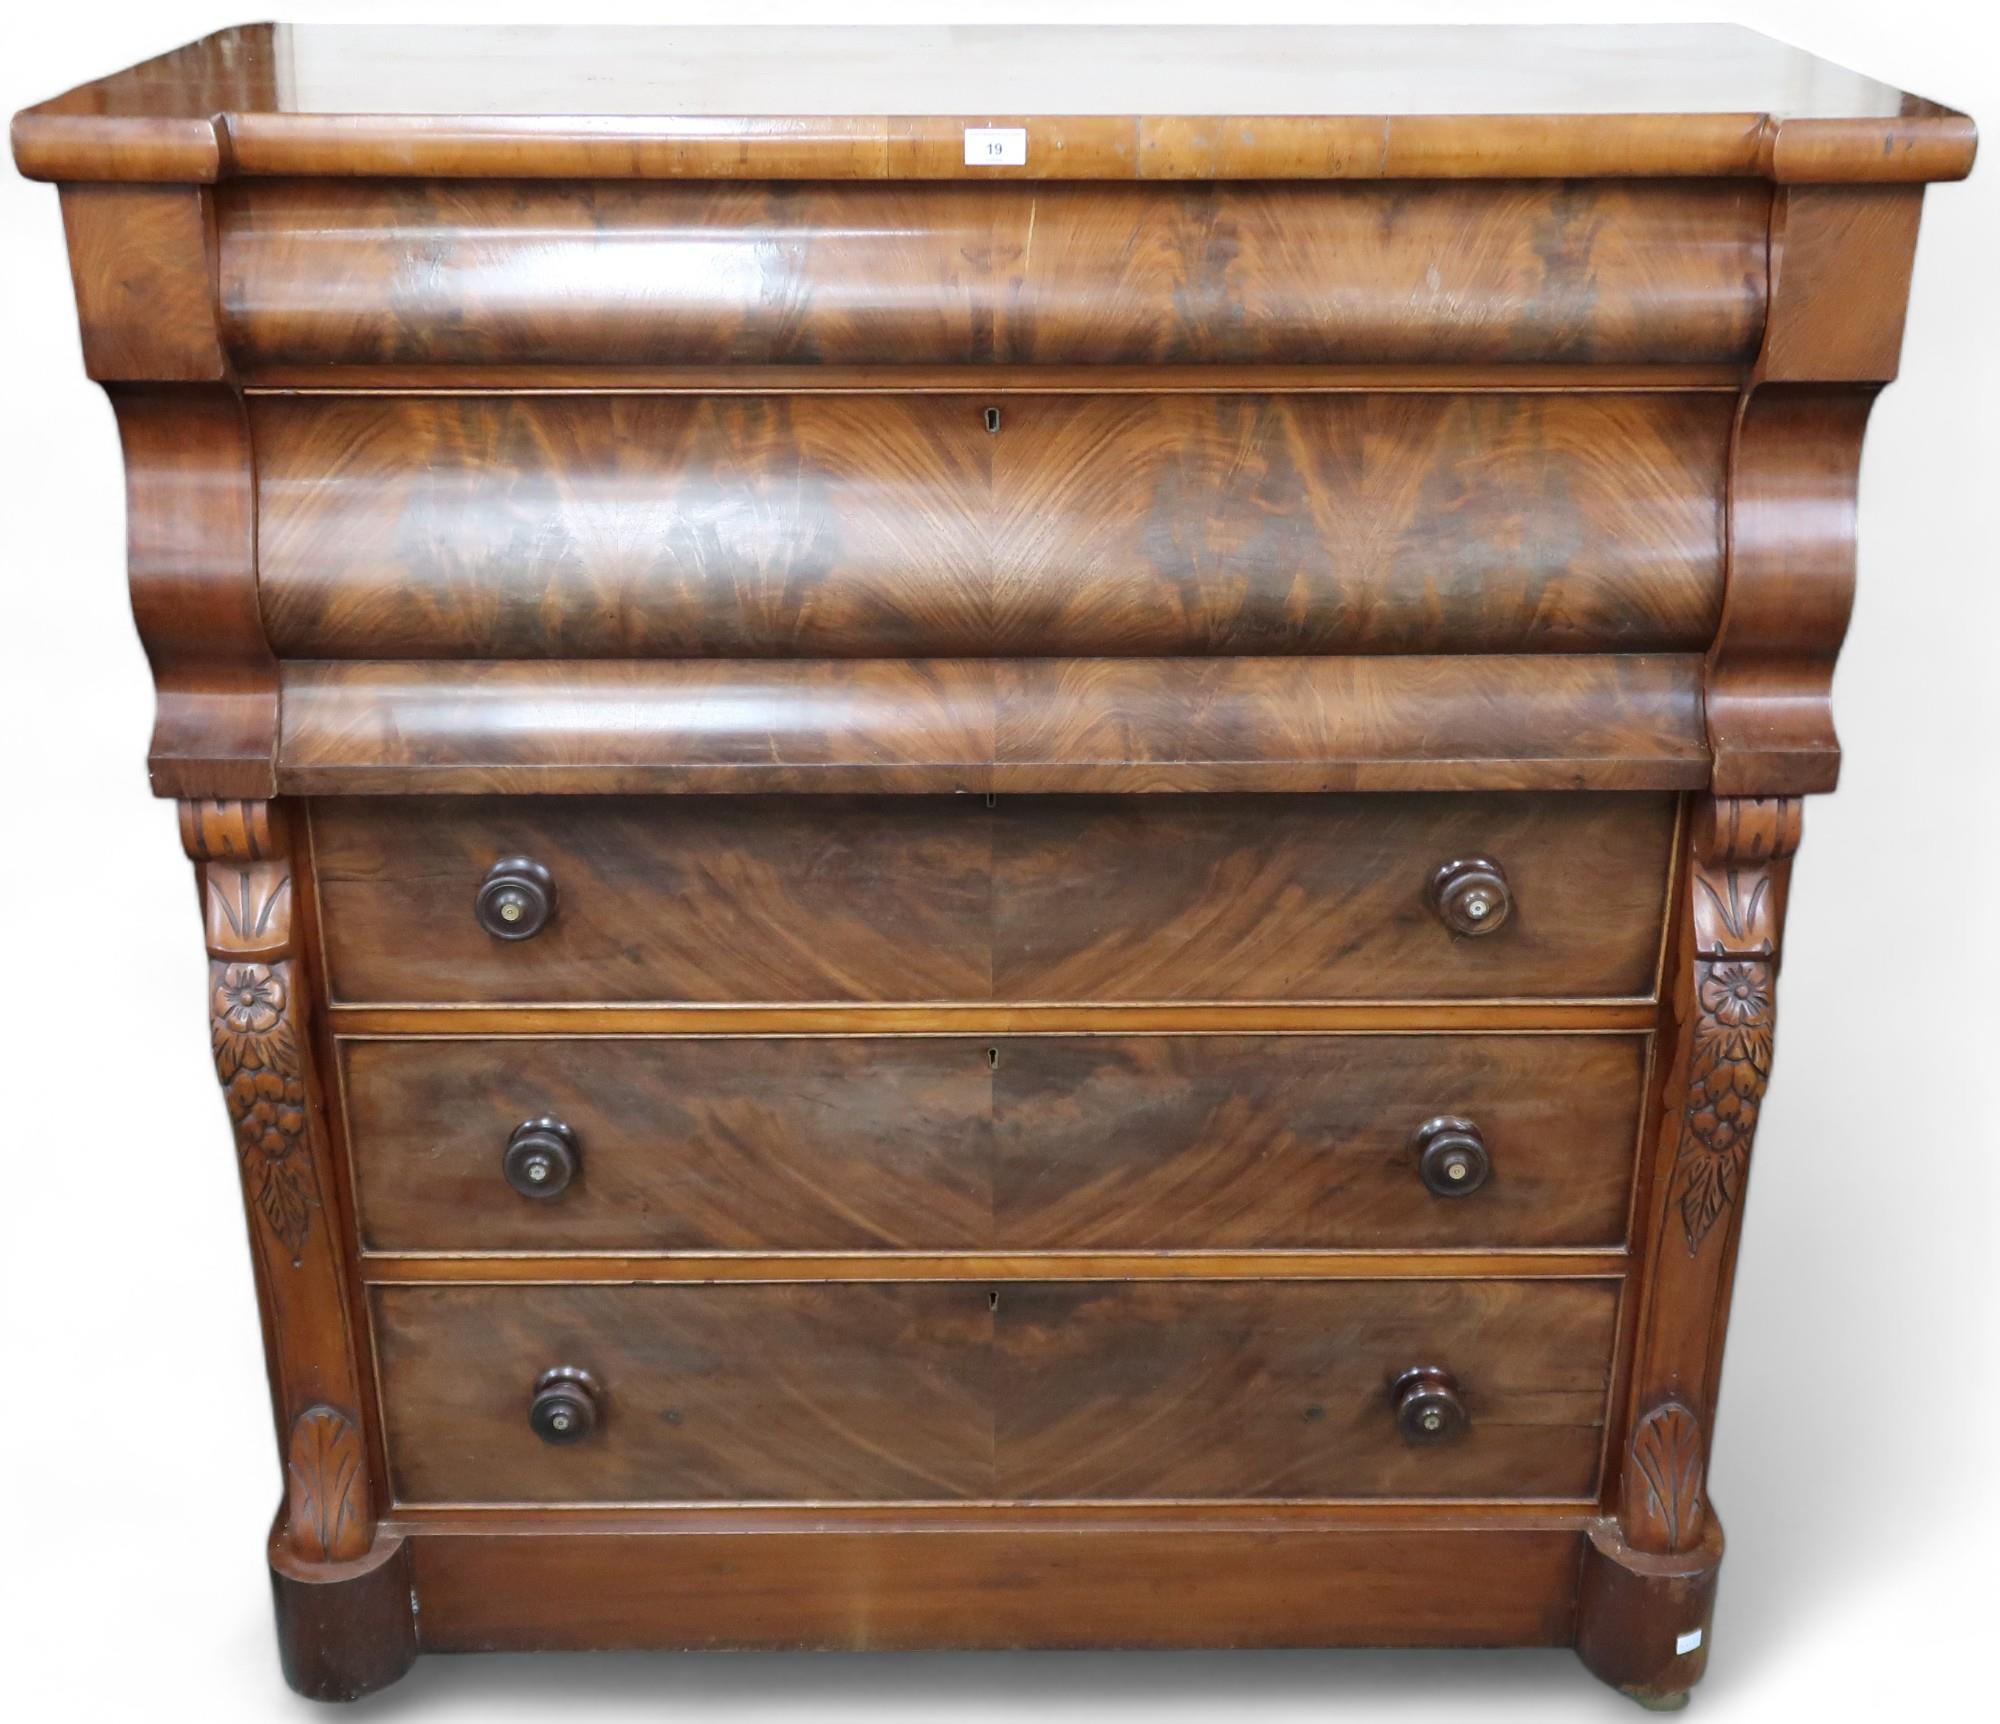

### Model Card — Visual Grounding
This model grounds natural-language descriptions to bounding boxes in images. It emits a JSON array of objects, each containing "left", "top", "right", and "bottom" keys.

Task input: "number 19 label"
[{"left": 963, "top": 127, "right": 1028, "bottom": 167}]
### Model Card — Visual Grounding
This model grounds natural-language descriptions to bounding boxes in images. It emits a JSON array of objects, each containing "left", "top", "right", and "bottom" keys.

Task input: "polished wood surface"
[
  {"left": 408, "top": 1516, "right": 1584, "bottom": 1651},
  {"left": 276, "top": 655, "right": 1710, "bottom": 796},
  {"left": 342, "top": 1032, "right": 1645, "bottom": 1254},
  {"left": 17, "top": 20, "right": 1969, "bottom": 1704},
  {"left": 221, "top": 180, "right": 1769, "bottom": 369},
  {"left": 254, "top": 391, "right": 1729, "bottom": 659},
  {"left": 372, "top": 1278, "right": 1617, "bottom": 1505},
  {"left": 180, "top": 803, "right": 381, "bottom": 1572},
  {"left": 14, "top": 24, "right": 1974, "bottom": 183},
  {"left": 310, "top": 793, "right": 1677, "bottom": 1005}
]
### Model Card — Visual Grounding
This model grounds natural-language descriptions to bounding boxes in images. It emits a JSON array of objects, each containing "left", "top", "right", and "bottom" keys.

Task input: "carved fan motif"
[
  {"left": 1630, "top": 1401, "right": 1706, "bottom": 1551},
  {"left": 287, "top": 1404, "right": 369, "bottom": 1563}
]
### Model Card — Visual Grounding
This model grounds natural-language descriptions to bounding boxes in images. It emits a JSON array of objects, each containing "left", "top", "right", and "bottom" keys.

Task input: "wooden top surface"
[{"left": 14, "top": 22, "right": 1976, "bottom": 184}]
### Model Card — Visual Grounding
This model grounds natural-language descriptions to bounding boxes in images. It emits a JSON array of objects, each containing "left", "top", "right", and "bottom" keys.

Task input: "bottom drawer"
[{"left": 374, "top": 1279, "right": 1619, "bottom": 1506}]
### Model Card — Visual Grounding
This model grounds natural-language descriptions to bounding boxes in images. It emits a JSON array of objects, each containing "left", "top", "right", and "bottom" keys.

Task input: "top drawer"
[
  {"left": 310, "top": 791, "right": 1676, "bottom": 1006},
  {"left": 220, "top": 178, "right": 1768, "bottom": 370}
]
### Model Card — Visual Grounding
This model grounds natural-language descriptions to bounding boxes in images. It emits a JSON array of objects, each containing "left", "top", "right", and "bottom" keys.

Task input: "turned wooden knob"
[
  {"left": 503, "top": 1117, "right": 579, "bottom": 1199},
  {"left": 1429, "top": 857, "right": 1512, "bottom": 936},
  {"left": 1414, "top": 1116, "right": 1491, "bottom": 1197},
  {"left": 476, "top": 856, "right": 556, "bottom": 940},
  {"left": 1393, "top": 1367, "right": 1468, "bottom": 1445},
  {"left": 529, "top": 1366, "right": 600, "bottom": 1444}
]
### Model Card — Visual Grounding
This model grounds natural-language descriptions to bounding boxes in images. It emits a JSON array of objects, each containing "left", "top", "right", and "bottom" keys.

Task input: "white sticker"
[
  {"left": 964, "top": 127, "right": 1028, "bottom": 167},
  {"left": 1675, "top": 1628, "right": 1704, "bottom": 1656}
]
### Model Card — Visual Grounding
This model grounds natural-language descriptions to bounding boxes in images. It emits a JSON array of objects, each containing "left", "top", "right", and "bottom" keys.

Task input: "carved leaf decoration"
[
  {"left": 211, "top": 958, "right": 319, "bottom": 1265},
  {"left": 1674, "top": 956, "right": 1774, "bottom": 1254},
  {"left": 1630, "top": 1401, "right": 1706, "bottom": 1552},
  {"left": 287, "top": 1404, "right": 369, "bottom": 1563},
  {"left": 1692, "top": 867, "right": 1773, "bottom": 956},
  {"left": 204, "top": 862, "right": 293, "bottom": 957}
]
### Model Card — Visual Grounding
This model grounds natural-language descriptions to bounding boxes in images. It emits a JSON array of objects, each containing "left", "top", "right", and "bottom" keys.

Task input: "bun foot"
[
  {"left": 269, "top": 1520, "right": 417, "bottom": 1701},
  {"left": 1575, "top": 1514, "right": 1723, "bottom": 1708}
]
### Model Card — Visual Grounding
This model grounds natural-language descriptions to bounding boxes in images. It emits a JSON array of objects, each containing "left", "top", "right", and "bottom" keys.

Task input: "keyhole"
[
  {"left": 986, "top": 1047, "right": 999, "bottom": 1069},
  {"left": 983, "top": 406, "right": 1001, "bottom": 433},
  {"left": 988, "top": 1290, "right": 1000, "bottom": 1311}
]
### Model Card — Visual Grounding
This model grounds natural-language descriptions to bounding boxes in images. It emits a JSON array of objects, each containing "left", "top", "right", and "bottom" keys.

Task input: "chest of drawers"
[{"left": 14, "top": 21, "right": 1975, "bottom": 1708}]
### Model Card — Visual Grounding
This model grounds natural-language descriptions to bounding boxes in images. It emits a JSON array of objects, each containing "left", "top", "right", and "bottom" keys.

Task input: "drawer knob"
[
  {"left": 1429, "top": 857, "right": 1512, "bottom": 936},
  {"left": 529, "top": 1366, "right": 600, "bottom": 1444},
  {"left": 1393, "top": 1366, "right": 1468, "bottom": 1445},
  {"left": 504, "top": 1117, "right": 579, "bottom": 1199},
  {"left": 476, "top": 856, "right": 557, "bottom": 940},
  {"left": 1414, "top": 1116, "right": 1491, "bottom": 1197}
]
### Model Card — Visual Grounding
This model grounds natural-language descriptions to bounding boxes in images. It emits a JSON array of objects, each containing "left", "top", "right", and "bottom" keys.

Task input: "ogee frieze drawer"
[
  {"left": 221, "top": 177, "right": 1769, "bottom": 370},
  {"left": 371, "top": 1278, "right": 1620, "bottom": 1505},
  {"left": 343, "top": 1032, "right": 1646, "bottom": 1253},
  {"left": 310, "top": 792, "right": 1678, "bottom": 1004},
  {"left": 252, "top": 391, "right": 1730, "bottom": 659}
]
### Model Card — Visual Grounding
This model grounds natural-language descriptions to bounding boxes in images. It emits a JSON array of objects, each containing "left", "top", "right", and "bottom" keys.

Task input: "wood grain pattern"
[
  {"left": 219, "top": 179, "right": 1770, "bottom": 369},
  {"left": 252, "top": 391, "right": 1729, "bottom": 659},
  {"left": 992, "top": 1279, "right": 1618, "bottom": 1501},
  {"left": 340, "top": 1032, "right": 1645, "bottom": 1253},
  {"left": 1757, "top": 187, "right": 1925, "bottom": 385},
  {"left": 275, "top": 655, "right": 1710, "bottom": 796},
  {"left": 14, "top": 23, "right": 1975, "bottom": 185},
  {"left": 111, "top": 390, "right": 277, "bottom": 800},
  {"left": 58, "top": 185, "right": 225, "bottom": 381},
  {"left": 375, "top": 1282, "right": 996, "bottom": 1504},
  {"left": 1704, "top": 187, "right": 1924, "bottom": 800},
  {"left": 408, "top": 1519, "right": 1585, "bottom": 1652},
  {"left": 1574, "top": 1517, "right": 1724, "bottom": 1704},
  {"left": 361, "top": 1252, "right": 1632, "bottom": 1285},
  {"left": 239, "top": 360, "right": 1744, "bottom": 392},
  {"left": 372, "top": 1279, "right": 1617, "bottom": 1504},
  {"left": 310, "top": 792, "right": 1677, "bottom": 1006}
]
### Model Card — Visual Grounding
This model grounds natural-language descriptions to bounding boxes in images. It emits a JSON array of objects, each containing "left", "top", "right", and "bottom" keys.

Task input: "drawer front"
[
  {"left": 222, "top": 178, "right": 1767, "bottom": 369},
  {"left": 312, "top": 791, "right": 1677, "bottom": 1004},
  {"left": 344, "top": 1033, "right": 1645, "bottom": 1253},
  {"left": 372, "top": 1279, "right": 1618, "bottom": 1505},
  {"left": 254, "top": 391, "right": 1728, "bottom": 660}
]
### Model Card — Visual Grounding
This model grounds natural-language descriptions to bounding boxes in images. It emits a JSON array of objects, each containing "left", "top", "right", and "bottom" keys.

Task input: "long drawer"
[
  {"left": 343, "top": 1032, "right": 1645, "bottom": 1253},
  {"left": 222, "top": 178, "right": 1768, "bottom": 369},
  {"left": 372, "top": 1279, "right": 1619, "bottom": 1505},
  {"left": 311, "top": 791, "right": 1677, "bottom": 1004},
  {"left": 253, "top": 391, "right": 1729, "bottom": 659}
]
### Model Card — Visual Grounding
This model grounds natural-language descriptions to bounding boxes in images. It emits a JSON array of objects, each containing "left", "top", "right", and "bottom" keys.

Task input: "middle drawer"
[{"left": 343, "top": 1032, "right": 1644, "bottom": 1253}]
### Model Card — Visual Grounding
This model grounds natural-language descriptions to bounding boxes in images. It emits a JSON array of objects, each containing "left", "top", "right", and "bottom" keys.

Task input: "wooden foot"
[
  {"left": 1575, "top": 1513, "right": 1723, "bottom": 1708},
  {"left": 268, "top": 1521, "right": 418, "bottom": 1701}
]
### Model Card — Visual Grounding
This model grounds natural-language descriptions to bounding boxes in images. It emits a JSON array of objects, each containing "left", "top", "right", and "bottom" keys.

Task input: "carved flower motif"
[
  {"left": 1698, "top": 962, "right": 1770, "bottom": 1027},
  {"left": 215, "top": 963, "right": 287, "bottom": 1035}
]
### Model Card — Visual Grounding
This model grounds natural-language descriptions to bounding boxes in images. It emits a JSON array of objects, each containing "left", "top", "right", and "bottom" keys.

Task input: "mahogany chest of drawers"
[{"left": 13, "top": 21, "right": 1975, "bottom": 1708}]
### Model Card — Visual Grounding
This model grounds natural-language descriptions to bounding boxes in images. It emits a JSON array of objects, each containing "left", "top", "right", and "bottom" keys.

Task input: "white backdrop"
[{"left": 2, "top": 2, "right": 1993, "bottom": 1716}]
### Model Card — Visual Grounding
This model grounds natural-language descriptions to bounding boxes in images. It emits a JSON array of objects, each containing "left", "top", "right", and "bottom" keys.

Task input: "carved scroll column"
[
  {"left": 1614, "top": 793, "right": 1802, "bottom": 1556},
  {"left": 182, "top": 798, "right": 376, "bottom": 1565}
]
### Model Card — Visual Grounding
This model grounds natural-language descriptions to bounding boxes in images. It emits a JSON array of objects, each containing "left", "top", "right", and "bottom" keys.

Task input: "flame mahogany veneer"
[{"left": 14, "top": 21, "right": 1974, "bottom": 1707}]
